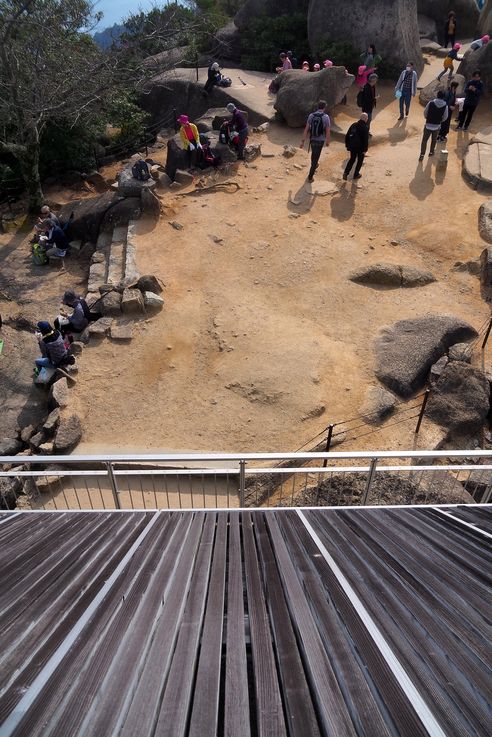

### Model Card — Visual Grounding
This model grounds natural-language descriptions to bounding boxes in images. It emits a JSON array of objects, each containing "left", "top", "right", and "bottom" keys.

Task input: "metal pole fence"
[
  {"left": 322, "top": 424, "right": 335, "bottom": 468},
  {"left": 415, "top": 389, "right": 431, "bottom": 434}
]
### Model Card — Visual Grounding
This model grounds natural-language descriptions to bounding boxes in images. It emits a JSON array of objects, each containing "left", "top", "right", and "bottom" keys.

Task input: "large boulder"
[
  {"left": 374, "top": 315, "right": 477, "bottom": 397},
  {"left": 480, "top": 246, "right": 492, "bottom": 297},
  {"left": 419, "top": 74, "right": 465, "bottom": 106},
  {"left": 478, "top": 0, "right": 492, "bottom": 36},
  {"left": 60, "top": 192, "right": 119, "bottom": 243},
  {"left": 235, "top": 0, "right": 305, "bottom": 31},
  {"left": 274, "top": 68, "right": 354, "bottom": 128},
  {"left": 350, "top": 263, "right": 436, "bottom": 288},
  {"left": 359, "top": 386, "right": 397, "bottom": 425},
  {"left": 463, "top": 129, "right": 492, "bottom": 188},
  {"left": 458, "top": 42, "right": 492, "bottom": 95},
  {"left": 53, "top": 414, "right": 83, "bottom": 454},
  {"left": 214, "top": 22, "right": 242, "bottom": 62},
  {"left": 417, "top": 0, "right": 479, "bottom": 39},
  {"left": 117, "top": 161, "right": 158, "bottom": 198},
  {"left": 195, "top": 107, "right": 231, "bottom": 133},
  {"left": 479, "top": 200, "right": 492, "bottom": 243},
  {"left": 418, "top": 13, "right": 437, "bottom": 40},
  {"left": 426, "top": 362, "right": 490, "bottom": 434},
  {"left": 308, "top": 0, "right": 423, "bottom": 75},
  {"left": 165, "top": 131, "right": 236, "bottom": 180},
  {"left": 100, "top": 198, "right": 142, "bottom": 230}
]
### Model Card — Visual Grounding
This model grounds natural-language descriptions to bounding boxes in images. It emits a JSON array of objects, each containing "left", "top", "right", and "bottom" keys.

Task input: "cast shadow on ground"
[
  {"left": 287, "top": 181, "right": 316, "bottom": 214},
  {"left": 387, "top": 119, "right": 410, "bottom": 146},
  {"left": 330, "top": 181, "right": 358, "bottom": 221},
  {"left": 409, "top": 159, "right": 442, "bottom": 200}
]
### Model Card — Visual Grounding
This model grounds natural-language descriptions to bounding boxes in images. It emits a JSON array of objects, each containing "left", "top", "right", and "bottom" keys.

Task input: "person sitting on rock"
[
  {"left": 276, "top": 52, "right": 292, "bottom": 73},
  {"left": 54, "top": 290, "right": 90, "bottom": 336},
  {"left": 39, "top": 218, "right": 69, "bottom": 258},
  {"left": 470, "top": 35, "right": 490, "bottom": 51},
  {"left": 32, "top": 204, "right": 59, "bottom": 241},
  {"left": 226, "top": 103, "right": 249, "bottom": 161},
  {"left": 34, "top": 321, "right": 73, "bottom": 371},
  {"left": 177, "top": 114, "right": 202, "bottom": 168},
  {"left": 437, "top": 43, "right": 461, "bottom": 81},
  {"left": 204, "top": 61, "right": 221, "bottom": 94}
]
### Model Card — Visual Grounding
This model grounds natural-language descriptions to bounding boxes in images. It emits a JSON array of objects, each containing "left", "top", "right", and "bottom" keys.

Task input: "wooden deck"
[{"left": 0, "top": 506, "right": 491, "bottom": 736}]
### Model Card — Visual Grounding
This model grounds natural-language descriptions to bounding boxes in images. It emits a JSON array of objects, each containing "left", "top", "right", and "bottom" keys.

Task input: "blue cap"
[{"left": 37, "top": 321, "right": 52, "bottom": 334}]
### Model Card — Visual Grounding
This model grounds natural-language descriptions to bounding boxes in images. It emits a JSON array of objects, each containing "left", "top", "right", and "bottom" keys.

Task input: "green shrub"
[
  {"left": 316, "top": 40, "right": 360, "bottom": 74},
  {"left": 241, "top": 13, "right": 309, "bottom": 72}
]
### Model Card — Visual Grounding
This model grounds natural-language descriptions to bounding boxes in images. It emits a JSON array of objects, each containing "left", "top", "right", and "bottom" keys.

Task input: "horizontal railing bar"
[{"left": 2, "top": 449, "right": 492, "bottom": 464}]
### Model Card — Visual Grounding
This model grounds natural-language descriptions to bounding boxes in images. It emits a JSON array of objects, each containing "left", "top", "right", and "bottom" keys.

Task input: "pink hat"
[
  {"left": 323, "top": 59, "right": 333, "bottom": 67},
  {"left": 482, "top": 35, "right": 490, "bottom": 43},
  {"left": 313, "top": 63, "right": 320, "bottom": 71},
  {"left": 177, "top": 114, "right": 189, "bottom": 125},
  {"left": 358, "top": 65, "right": 367, "bottom": 75},
  {"left": 453, "top": 42, "right": 461, "bottom": 50},
  {"left": 302, "top": 60, "right": 309, "bottom": 67}
]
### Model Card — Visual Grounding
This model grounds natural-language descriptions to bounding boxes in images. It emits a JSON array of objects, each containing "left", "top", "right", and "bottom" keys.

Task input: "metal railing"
[{"left": 1, "top": 450, "right": 492, "bottom": 511}]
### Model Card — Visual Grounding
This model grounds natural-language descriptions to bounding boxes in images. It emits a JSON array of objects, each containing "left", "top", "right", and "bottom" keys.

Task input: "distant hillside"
[{"left": 93, "top": 23, "right": 126, "bottom": 49}]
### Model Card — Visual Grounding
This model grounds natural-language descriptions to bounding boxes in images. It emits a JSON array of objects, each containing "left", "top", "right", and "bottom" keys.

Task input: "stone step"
[
  {"left": 96, "top": 230, "right": 112, "bottom": 251},
  {"left": 106, "top": 243, "right": 125, "bottom": 286},
  {"left": 122, "top": 221, "right": 140, "bottom": 288},
  {"left": 112, "top": 225, "right": 128, "bottom": 244}
]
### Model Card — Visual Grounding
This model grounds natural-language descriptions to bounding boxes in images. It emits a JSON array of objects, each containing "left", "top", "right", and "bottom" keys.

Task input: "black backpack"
[
  {"left": 309, "top": 111, "right": 326, "bottom": 139},
  {"left": 131, "top": 159, "right": 150, "bottom": 181},
  {"left": 356, "top": 89, "right": 364, "bottom": 108}
]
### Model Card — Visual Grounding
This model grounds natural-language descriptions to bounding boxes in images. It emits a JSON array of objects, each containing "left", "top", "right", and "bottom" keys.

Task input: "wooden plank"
[
  {"left": 118, "top": 513, "right": 208, "bottom": 737},
  {"left": 224, "top": 511, "right": 250, "bottom": 737},
  {"left": 242, "top": 511, "right": 288, "bottom": 737},
  {"left": 305, "top": 510, "right": 491, "bottom": 737},
  {"left": 265, "top": 512, "right": 358, "bottom": 737},
  {"left": 188, "top": 513, "right": 227, "bottom": 737},
  {"left": 253, "top": 512, "right": 322, "bottom": 737},
  {"left": 154, "top": 513, "right": 217, "bottom": 737}
]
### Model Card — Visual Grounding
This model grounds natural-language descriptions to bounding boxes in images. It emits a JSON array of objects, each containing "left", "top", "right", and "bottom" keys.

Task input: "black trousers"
[
  {"left": 458, "top": 103, "right": 477, "bottom": 129},
  {"left": 309, "top": 141, "right": 324, "bottom": 179},
  {"left": 344, "top": 151, "right": 365, "bottom": 177},
  {"left": 444, "top": 33, "right": 455, "bottom": 48}
]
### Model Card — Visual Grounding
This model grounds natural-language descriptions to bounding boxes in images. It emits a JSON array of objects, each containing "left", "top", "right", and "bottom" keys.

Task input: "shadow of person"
[
  {"left": 435, "top": 160, "right": 448, "bottom": 186},
  {"left": 287, "top": 180, "right": 315, "bottom": 214},
  {"left": 409, "top": 159, "right": 435, "bottom": 200},
  {"left": 387, "top": 119, "right": 408, "bottom": 146},
  {"left": 454, "top": 128, "right": 470, "bottom": 161},
  {"left": 330, "top": 181, "right": 357, "bottom": 221}
]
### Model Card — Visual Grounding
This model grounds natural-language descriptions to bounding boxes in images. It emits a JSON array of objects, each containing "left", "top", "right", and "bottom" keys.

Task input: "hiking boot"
[
  {"left": 429, "top": 152, "right": 434, "bottom": 156},
  {"left": 353, "top": 174, "right": 362, "bottom": 179},
  {"left": 342, "top": 172, "right": 348, "bottom": 180},
  {"left": 397, "top": 116, "right": 403, "bottom": 121},
  {"left": 418, "top": 155, "right": 424, "bottom": 161},
  {"left": 308, "top": 175, "right": 314, "bottom": 182}
]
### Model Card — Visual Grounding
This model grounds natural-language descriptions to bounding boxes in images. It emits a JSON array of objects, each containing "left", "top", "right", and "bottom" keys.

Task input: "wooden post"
[
  {"left": 322, "top": 424, "right": 334, "bottom": 468},
  {"left": 415, "top": 389, "right": 431, "bottom": 434}
]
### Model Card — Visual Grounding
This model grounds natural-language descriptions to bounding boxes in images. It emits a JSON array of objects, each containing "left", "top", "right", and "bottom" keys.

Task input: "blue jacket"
[{"left": 47, "top": 225, "right": 69, "bottom": 252}]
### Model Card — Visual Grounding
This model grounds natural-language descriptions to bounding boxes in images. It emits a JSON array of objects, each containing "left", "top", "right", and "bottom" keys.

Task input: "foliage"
[
  {"left": 241, "top": 13, "right": 309, "bottom": 72},
  {"left": 316, "top": 40, "right": 360, "bottom": 75},
  {"left": 122, "top": 4, "right": 199, "bottom": 58}
]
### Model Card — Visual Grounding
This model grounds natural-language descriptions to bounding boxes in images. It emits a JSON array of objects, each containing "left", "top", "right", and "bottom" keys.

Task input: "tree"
[{"left": 0, "top": 0, "right": 214, "bottom": 211}]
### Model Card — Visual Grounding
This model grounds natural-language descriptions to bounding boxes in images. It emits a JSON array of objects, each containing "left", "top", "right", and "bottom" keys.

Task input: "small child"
[{"left": 437, "top": 43, "right": 461, "bottom": 81}]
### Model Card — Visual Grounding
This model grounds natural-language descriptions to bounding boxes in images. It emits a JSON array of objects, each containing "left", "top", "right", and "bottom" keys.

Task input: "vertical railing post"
[
  {"left": 239, "top": 460, "right": 246, "bottom": 508},
  {"left": 106, "top": 462, "right": 121, "bottom": 509},
  {"left": 173, "top": 107, "right": 178, "bottom": 133},
  {"left": 322, "top": 424, "right": 334, "bottom": 468},
  {"left": 415, "top": 388, "right": 431, "bottom": 434},
  {"left": 482, "top": 317, "right": 492, "bottom": 350},
  {"left": 361, "top": 457, "right": 378, "bottom": 506}
]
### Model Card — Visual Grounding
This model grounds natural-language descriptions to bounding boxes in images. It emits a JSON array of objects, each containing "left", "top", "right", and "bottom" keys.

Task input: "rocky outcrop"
[
  {"left": 117, "top": 160, "right": 158, "bottom": 198},
  {"left": 308, "top": 0, "right": 423, "bottom": 75},
  {"left": 478, "top": 0, "right": 492, "bottom": 36},
  {"left": 274, "top": 68, "right": 354, "bottom": 128},
  {"left": 479, "top": 199, "right": 492, "bottom": 243},
  {"left": 426, "top": 362, "right": 490, "bottom": 435},
  {"left": 359, "top": 386, "right": 397, "bottom": 425},
  {"left": 374, "top": 315, "right": 477, "bottom": 397},
  {"left": 60, "top": 192, "right": 119, "bottom": 243},
  {"left": 418, "top": 0, "right": 479, "bottom": 39},
  {"left": 350, "top": 263, "right": 436, "bottom": 288},
  {"left": 235, "top": 0, "right": 308, "bottom": 31},
  {"left": 463, "top": 127, "right": 492, "bottom": 188},
  {"left": 419, "top": 74, "right": 465, "bottom": 106},
  {"left": 214, "top": 22, "right": 242, "bottom": 62},
  {"left": 458, "top": 42, "right": 492, "bottom": 96},
  {"left": 480, "top": 246, "right": 492, "bottom": 297},
  {"left": 53, "top": 414, "right": 83, "bottom": 454},
  {"left": 418, "top": 13, "right": 437, "bottom": 40}
]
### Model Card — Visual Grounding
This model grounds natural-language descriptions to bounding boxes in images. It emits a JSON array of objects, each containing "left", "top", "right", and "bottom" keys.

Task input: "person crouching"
[{"left": 34, "top": 321, "right": 72, "bottom": 371}]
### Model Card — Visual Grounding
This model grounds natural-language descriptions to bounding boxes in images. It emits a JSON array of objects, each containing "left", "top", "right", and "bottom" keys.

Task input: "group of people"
[
  {"left": 31, "top": 205, "right": 70, "bottom": 264},
  {"left": 34, "top": 290, "right": 100, "bottom": 374},
  {"left": 177, "top": 102, "right": 249, "bottom": 164}
]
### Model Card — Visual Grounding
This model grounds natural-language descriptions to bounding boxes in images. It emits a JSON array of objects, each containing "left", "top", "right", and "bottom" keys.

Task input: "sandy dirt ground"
[{"left": 2, "top": 61, "right": 491, "bottom": 456}]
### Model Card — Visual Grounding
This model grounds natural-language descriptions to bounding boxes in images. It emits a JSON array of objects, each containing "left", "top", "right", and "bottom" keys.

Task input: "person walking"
[
  {"left": 395, "top": 62, "right": 418, "bottom": 119},
  {"left": 457, "top": 70, "right": 484, "bottom": 130},
  {"left": 438, "top": 81, "right": 459, "bottom": 142},
  {"left": 343, "top": 113, "right": 369, "bottom": 180},
  {"left": 226, "top": 103, "right": 249, "bottom": 161},
  {"left": 419, "top": 91, "right": 448, "bottom": 161},
  {"left": 437, "top": 43, "right": 461, "bottom": 81},
  {"left": 444, "top": 11, "right": 457, "bottom": 48},
  {"left": 361, "top": 73, "right": 378, "bottom": 131},
  {"left": 300, "top": 100, "right": 331, "bottom": 182}
]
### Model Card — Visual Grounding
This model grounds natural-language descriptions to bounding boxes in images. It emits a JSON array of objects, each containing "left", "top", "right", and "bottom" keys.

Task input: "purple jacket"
[{"left": 231, "top": 109, "right": 248, "bottom": 132}]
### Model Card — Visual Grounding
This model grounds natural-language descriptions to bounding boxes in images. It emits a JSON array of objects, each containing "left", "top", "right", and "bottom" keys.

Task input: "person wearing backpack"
[
  {"left": 395, "top": 62, "right": 418, "bottom": 119},
  {"left": 419, "top": 91, "right": 448, "bottom": 161},
  {"left": 360, "top": 74, "right": 378, "bottom": 132},
  {"left": 343, "top": 113, "right": 369, "bottom": 181},
  {"left": 300, "top": 100, "right": 331, "bottom": 182}
]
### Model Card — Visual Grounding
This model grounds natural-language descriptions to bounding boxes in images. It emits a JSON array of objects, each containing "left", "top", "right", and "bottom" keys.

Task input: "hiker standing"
[
  {"left": 395, "top": 62, "right": 418, "bottom": 119},
  {"left": 457, "top": 71, "right": 485, "bottom": 131},
  {"left": 226, "top": 103, "right": 249, "bottom": 161},
  {"left": 443, "top": 11, "right": 457, "bottom": 48},
  {"left": 177, "top": 114, "right": 202, "bottom": 167},
  {"left": 361, "top": 74, "right": 378, "bottom": 131},
  {"left": 300, "top": 100, "right": 331, "bottom": 182},
  {"left": 343, "top": 113, "right": 369, "bottom": 181},
  {"left": 437, "top": 44, "right": 461, "bottom": 81},
  {"left": 360, "top": 44, "right": 381, "bottom": 70},
  {"left": 419, "top": 91, "right": 448, "bottom": 161},
  {"left": 438, "top": 81, "right": 459, "bottom": 142}
]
